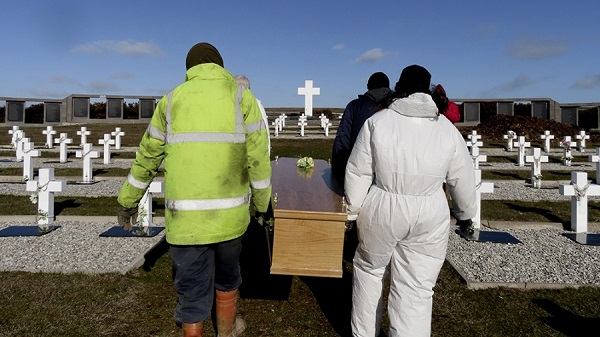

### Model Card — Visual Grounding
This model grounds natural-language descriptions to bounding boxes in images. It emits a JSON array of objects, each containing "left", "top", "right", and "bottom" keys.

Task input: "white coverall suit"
[{"left": 345, "top": 93, "right": 477, "bottom": 337}]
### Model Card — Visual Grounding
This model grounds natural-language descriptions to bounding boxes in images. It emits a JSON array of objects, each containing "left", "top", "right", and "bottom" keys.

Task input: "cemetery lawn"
[
  {"left": 1, "top": 128, "right": 600, "bottom": 336},
  {"left": 0, "top": 227, "right": 598, "bottom": 336}
]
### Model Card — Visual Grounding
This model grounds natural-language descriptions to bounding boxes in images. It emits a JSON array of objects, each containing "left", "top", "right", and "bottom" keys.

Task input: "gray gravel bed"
[
  {"left": 0, "top": 220, "right": 164, "bottom": 274},
  {"left": 446, "top": 228, "right": 600, "bottom": 287}
]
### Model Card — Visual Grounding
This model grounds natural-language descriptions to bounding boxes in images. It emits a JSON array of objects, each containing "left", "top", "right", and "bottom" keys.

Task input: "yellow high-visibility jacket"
[{"left": 118, "top": 63, "right": 272, "bottom": 245}]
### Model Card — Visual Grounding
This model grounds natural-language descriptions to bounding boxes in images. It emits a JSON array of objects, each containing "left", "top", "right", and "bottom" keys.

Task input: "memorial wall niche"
[
  {"left": 497, "top": 102, "right": 513, "bottom": 115},
  {"left": 140, "top": 99, "right": 155, "bottom": 118},
  {"left": 73, "top": 97, "right": 89, "bottom": 118},
  {"left": 45, "top": 102, "right": 61, "bottom": 123},
  {"left": 464, "top": 102, "right": 480, "bottom": 122},
  {"left": 7, "top": 101, "right": 24, "bottom": 122},
  {"left": 532, "top": 101, "right": 549, "bottom": 120},
  {"left": 561, "top": 107, "right": 577, "bottom": 125},
  {"left": 107, "top": 98, "right": 123, "bottom": 118}
]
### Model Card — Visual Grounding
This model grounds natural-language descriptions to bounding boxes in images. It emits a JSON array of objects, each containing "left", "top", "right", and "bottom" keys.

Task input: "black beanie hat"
[
  {"left": 394, "top": 64, "right": 431, "bottom": 95},
  {"left": 185, "top": 42, "right": 224, "bottom": 70},
  {"left": 367, "top": 72, "right": 390, "bottom": 90}
]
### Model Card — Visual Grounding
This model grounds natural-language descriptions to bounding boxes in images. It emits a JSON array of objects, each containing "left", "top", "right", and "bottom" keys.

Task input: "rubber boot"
[
  {"left": 182, "top": 322, "right": 203, "bottom": 337},
  {"left": 215, "top": 289, "right": 246, "bottom": 337}
]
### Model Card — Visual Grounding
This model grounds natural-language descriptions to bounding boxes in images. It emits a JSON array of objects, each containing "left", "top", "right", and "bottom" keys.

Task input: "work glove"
[
  {"left": 457, "top": 219, "right": 474, "bottom": 237},
  {"left": 345, "top": 220, "right": 356, "bottom": 232},
  {"left": 255, "top": 210, "right": 273, "bottom": 227},
  {"left": 118, "top": 206, "right": 138, "bottom": 231}
]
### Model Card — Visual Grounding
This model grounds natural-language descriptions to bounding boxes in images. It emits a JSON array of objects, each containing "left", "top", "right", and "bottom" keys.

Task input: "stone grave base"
[
  {"left": 562, "top": 233, "right": 600, "bottom": 246},
  {"left": 0, "top": 225, "right": 60, "bottom": 237},
  {"left": 99, "top": 226, "right": 164, "bottom": 237},
  {"left": 455, "top": 229, "right": 522, "bottom": 244}
]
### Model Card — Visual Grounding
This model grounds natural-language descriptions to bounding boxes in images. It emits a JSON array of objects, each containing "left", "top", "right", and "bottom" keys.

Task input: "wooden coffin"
[{"left": 269, "top": 157, "right": 347, "bottom": 278}]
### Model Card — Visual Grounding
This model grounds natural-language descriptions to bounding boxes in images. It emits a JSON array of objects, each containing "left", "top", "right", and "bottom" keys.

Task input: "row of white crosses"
[
  {"left": 7, "top": 127, "right": 123, "bottom": 182},
  {"left": 271, "top": 113, "right": 287, "bottom": 137},
  {"left": 318, "top": 113, "right": 333, "bottom": 136},
  {"left": 25, "top": 166, "right": 163, "bottom": 228}
]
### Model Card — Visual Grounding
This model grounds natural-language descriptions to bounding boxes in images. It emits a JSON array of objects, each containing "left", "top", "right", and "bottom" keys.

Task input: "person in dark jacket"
[{"left": 331, "top": 72, "right": 392, "bottom": 184}]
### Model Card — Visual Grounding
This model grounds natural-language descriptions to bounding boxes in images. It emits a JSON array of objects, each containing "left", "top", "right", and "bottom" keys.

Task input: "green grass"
[{"left": 1, "top": 127, "right": 600, "bottom": 336}]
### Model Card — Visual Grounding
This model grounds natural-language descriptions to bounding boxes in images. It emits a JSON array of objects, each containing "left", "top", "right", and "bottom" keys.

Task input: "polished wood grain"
[
  {"left": 269, "top": 157, "right": 346, "bottom": 278},
  {"left": 270, "top": 157, "right": 345, "bottom": 214}
]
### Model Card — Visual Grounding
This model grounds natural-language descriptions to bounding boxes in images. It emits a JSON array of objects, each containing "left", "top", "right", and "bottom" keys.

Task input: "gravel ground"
[{"left": 0, "top": 148, "right": 599, "bottom": 289}]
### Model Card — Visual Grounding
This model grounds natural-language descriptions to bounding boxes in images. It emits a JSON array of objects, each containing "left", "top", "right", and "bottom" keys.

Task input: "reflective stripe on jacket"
[{"left": 118, "top": 63, "right": 272, "bottom": 245}]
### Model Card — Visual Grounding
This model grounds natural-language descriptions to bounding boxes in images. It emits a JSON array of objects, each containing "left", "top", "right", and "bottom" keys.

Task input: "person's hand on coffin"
[
  {"left": 254, "top": 204, "right": 274, "bottom": 226},
  {"left": 118, "top": 206, "right": 138, "bottom": 231}
]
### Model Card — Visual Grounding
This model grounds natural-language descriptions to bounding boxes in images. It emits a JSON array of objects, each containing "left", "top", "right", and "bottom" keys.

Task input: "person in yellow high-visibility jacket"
[{"left": 117, "top": 42, "right": 271, "bottom": 337}]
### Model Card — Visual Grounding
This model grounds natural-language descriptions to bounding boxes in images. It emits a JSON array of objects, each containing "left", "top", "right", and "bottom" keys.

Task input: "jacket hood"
[
  {"left": 389, "top": 93, "right": 439, "bottom": 118},
  {"left": 361, "top": 87, "right": 392, "bottom": 103},
  {"left": 185, "top": 63, "right": 232, "bottom": 82}
]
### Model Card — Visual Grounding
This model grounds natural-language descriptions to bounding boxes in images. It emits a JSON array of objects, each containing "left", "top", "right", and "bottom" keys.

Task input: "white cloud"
[
  {"left": 355, "top": 48, "right": 386, "bottom": 63},
  {"left": 480, "top": 74, "right": 534, "bottom": 96},
  {"left": 332, "top": 43, "right": 345, "bottom": 50},
  {"left": 572, "top": 74, "right": 600, "bottom": 89},
  {"left": 72, "top": 39, "right": 163, "bottom": 57},
  {"left": 87, "top": 80, "right": 121, "bottom": 93},
  {"left": 509, "top": 35, "right": 570, "bottom": 60}
]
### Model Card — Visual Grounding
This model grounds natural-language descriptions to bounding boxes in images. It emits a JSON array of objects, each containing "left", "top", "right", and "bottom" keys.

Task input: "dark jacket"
[{"left": 331, "top": 87, "right": 392, "bottom": 183}]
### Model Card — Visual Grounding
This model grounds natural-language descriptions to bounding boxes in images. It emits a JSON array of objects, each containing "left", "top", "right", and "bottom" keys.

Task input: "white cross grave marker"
[
  {"left": 575, "top": 130, "right": 590, "bottom": 153},
  {"left": 513, "top": 136, "right": 531, "bottom": 167},
  {"left": 559, "top": 136, "right": 576, "bottom": 166},
  {"left": 589, "top": 148, "right": 600, "bottom": 184},
  {"left": 75, "top": 143, "right": 100, "bottom": 183},
  {"left": 77, "top": 127, "right": 91, "bottom": 146},
  {"left": 473, "top": 169, "right": 494, "bottom": 229},
  {"left": 271, "top": 119, "right": 280, "bottom": 137},
  {"left": 540, "top": 130, "right": 555, "bottom": 153},
  {"left": 22, "top": 141, "right": 41, "bottom": 181},
  {"left": 297, "top": 80, "right": 320, "bottom": 117},
  {"left": 54, "top": 133, "right": 73, "bottom": 163},
  {"left": 26, "top": 168, "right": 66, "bottom": 225},
  {"left": 111, "top": 127, "right": 125, "bottom": 150},
  {"left": 319, "top": 114, "right": 327, "bottom": 128},
  {"left": 8, "top": 126, "right": 20, "bottom": 148},
  {"left": 324, "top": 120, "right": 332, "bottom": 137},
  {"left": 559, "top": 171, "right": 600, "bottom": 233},
  {"left": 279, "top": 113, "right": 287, "bottom": 128},
  {"left": 470, "top": 146, "right": 487, "bottom": 169},
  {"left": 42, "top": 126, "right": 57, "bottom": 149},
  {"left": 98, "top": 134, "right": 115, "bottom": 165},
  {"left": 503, "top": 130, "right": 517, "bottom": 151},
  {"left": 12, "top": 130, "right": 26, "bottom": 161},
  {"left": 138, "top": 180, "right": 164, "bottom": 227},
  {"left": 466, "top": 130, "right": 483, "bottom": 148},
  {"left": 525, "top": 148, "right": 548, "bottom": 187},
  {"left": 298, "top": 114, "right": 308, "bottom": 137}
]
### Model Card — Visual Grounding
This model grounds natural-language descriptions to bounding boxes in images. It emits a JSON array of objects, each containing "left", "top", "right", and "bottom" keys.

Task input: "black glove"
[
  {"left": 457, "top": 219, "right": 474, "bottom": 237},
  {"left": 118, "top": 206, "right": 138, "bottom": 231},
  {"left": 255, "top": 210, "right": 273, "bottom": 227},
  {"left": 345, "top": 220, "right": 356, "bottom": 232}
]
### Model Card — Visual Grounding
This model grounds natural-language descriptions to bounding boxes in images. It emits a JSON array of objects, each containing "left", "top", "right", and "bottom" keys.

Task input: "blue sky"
[{"left": 1, "top": 1, "right": 600, "bottom": 108}]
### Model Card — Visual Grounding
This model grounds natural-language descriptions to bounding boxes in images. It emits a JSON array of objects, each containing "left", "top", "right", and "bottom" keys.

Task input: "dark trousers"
[{"left": 171, "top": 236, "right": 243, "bottom": 324}]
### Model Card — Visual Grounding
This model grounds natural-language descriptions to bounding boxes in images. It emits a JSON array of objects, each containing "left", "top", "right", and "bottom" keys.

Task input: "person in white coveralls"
[{"left": 344, "top": 64, "right": 477, "bottom": 337}]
